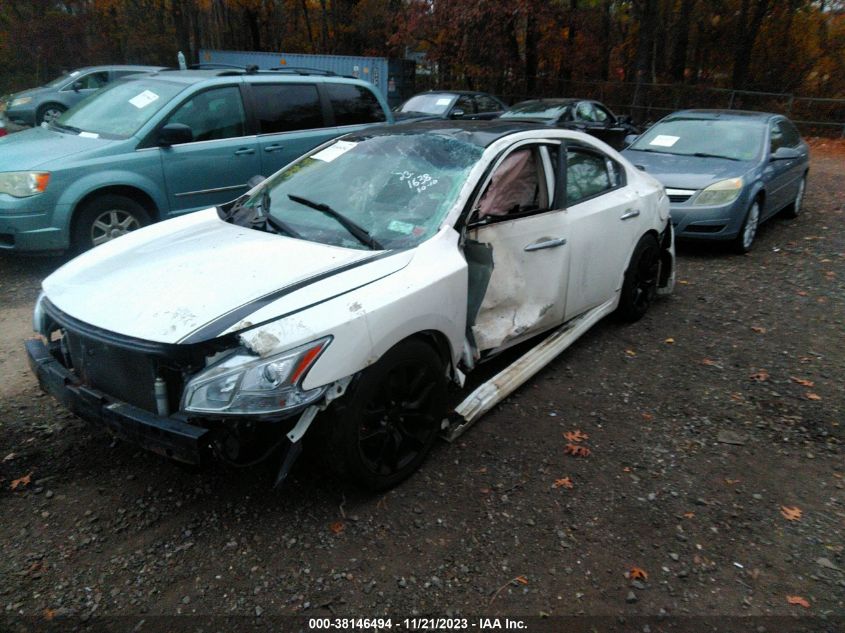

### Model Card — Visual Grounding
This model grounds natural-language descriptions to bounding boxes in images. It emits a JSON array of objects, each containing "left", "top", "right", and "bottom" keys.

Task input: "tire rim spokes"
[
  {"left": 743, "top": 203, "right": 759, "bottom": 249},
  {"left": 795, "top": 179, "right": 805, "bottom": 214},
  {"left": 358, "top": 361, "right": 437, "bottom": 476},
  {"left": 91, "top": 209, "right": 140, "bottom": 246},
  {"left": 631, "top": 245, "right": 659, "bottom": 311}
]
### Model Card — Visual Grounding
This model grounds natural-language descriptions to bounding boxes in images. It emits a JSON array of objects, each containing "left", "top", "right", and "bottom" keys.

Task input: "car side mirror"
[
  {"left": 624, "top": 134, "right": 639, "bottom": 147},
  {"left": 158, "top": 123, "right": 193, "bottom": 147},
  {"left": 618, "top": 115, "right": 633, "bottom": 126},
  {"left": 771, "top": 146, "right": 800, "bottom": 161},
  {"left": 450, "top": 108, "right": 466, "bottom": 119},
  {"left": 72, "top": 81, "right": 84, "bottom": 92}
]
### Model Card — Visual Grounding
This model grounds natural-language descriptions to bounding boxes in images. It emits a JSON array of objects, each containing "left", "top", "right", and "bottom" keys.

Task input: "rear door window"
[
  {"left": 251, "top": 84, "right": 324, "bottom": 133},
  {"left": 325, "top": 83, "right": 386, "bottom": 126},
  {"left": 566, "top": 147, "right": 617, "bottom": 205}
]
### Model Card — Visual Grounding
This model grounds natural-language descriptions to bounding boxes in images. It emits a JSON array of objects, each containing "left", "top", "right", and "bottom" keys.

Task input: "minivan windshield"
[
  {"left": 237, "top": 133, "right": 484, "bottom": 250},
  {"left": 629, "top": 117, "right": 765, "bottom": 161},
  {"left": 55, "top": 78, "right": 187, "bottom": 139}
]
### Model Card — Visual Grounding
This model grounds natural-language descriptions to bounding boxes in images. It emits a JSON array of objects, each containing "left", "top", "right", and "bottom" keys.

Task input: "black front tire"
[
  {"left": 322, "top": 339, "right": 448, "bottom": 491},
  {"left": 36, "top": 103, "right": 66, "bottom": 125},
  {"left": 617, "top": 234, "right": 660, "bottom": 323},
  {"left": 72, "top": 194, "right": 151, "bottom": 253}
]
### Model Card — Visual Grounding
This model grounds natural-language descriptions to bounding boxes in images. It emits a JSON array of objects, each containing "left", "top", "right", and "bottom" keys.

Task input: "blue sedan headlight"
[{"left": 694, "top": 177, "right": 744, "bottom": 206}]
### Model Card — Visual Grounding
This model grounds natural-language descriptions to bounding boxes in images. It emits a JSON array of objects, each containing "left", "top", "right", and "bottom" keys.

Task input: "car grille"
[{"left": 666, "top": 188, "right": 696, "bottom": 204}]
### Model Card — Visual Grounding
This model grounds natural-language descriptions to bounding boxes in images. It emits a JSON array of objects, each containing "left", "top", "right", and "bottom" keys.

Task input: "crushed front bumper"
[{"left": 25, "top": 338, "right": 210, "bottom": 464}]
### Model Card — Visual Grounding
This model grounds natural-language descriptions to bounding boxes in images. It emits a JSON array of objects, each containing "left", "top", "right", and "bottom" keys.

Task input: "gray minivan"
[
  {"left": 3, "top": 65, "right": 165, "bottom": 126},
  {"left": 0, "top": 68, "right": 393, "bottom": 252}
]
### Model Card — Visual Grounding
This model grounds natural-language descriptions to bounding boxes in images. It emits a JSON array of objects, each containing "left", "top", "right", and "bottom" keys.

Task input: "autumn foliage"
[{"left": 1, "top": 0, "right": 845, "bottom": 102}]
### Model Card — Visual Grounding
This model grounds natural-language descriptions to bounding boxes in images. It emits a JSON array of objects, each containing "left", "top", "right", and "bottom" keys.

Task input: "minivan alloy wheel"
[
  {"left": 741, "top": 201, "right": 760, "bottom": 251},
  {"left": 91, "top": 209, "right": 141, "bottom": 246},
  {"left": 38, "top": 106, "right": 65, "bottom": 125}
]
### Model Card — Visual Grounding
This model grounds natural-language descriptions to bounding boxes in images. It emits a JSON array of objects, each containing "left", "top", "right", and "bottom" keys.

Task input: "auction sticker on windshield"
[
  {"left": 312, "top": 140, "right": 357, "bottom": 162},
  {"left": 650, "top": 134, "right": 680, "bottom": 147},
  {"left": 129, "top": 90, "right": 160, "bottom": 109}
]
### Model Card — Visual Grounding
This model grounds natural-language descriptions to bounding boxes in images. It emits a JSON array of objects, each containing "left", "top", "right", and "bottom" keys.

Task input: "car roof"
[
  {"left": 511, "top": 98, "right": 580, "bottom": 107},
  {"left": 350, "top": 119, "right": 551, "bottom": 148},
  {"left": 420, "top": 90, "right": 497, "bottom": 97},
  {"left": 72, "top": 65, "right": 165, "bottom": 73},
  {"left": 669, "top": 109, "right": 780, "bottom": 121},
  {"left": 143, "top": 68, "right": 376, "bottom": 87}
]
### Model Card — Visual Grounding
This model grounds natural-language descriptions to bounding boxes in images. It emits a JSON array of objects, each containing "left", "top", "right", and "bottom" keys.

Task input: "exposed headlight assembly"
[
  {"left": 0, "top": 171, "right": 51, "bottom": 197},
  {"left": 182, "top": 337, "right": 331, "bottom": 415},
  {"left": 694, "top": 177, "right": 743, "bottom": 206},
  {"left": 10, "top": 96, "right": 33, "bottom": 107}
]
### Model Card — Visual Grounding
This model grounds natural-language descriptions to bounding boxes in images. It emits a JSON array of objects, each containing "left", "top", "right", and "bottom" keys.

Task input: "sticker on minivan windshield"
[
  {"left": 129, "top": 90, "right": 160, "bottom": 109},
  {"left": 312, "top": 140, "right": 357, "bottom": 162},
  {"left": 649, "top": 135, "right": 680, "bottom": 147},
  {"left": 436, "top": 97, "right": 452, "bottom": 106}
]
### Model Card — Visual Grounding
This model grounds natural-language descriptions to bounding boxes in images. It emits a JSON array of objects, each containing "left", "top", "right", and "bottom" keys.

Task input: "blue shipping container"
[{"left": 199, "top": 49, "right": 414, "bottom": 107}]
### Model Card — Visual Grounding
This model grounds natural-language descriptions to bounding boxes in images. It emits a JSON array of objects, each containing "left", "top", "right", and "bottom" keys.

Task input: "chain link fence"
[{"left": 415, "top": 73, "right": 845, "bottom": 137}]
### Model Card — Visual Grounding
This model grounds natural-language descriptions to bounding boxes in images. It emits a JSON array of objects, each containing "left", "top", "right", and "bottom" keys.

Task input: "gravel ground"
[{"left": 0, "top": 143, "right": 843, "bottom": 630}]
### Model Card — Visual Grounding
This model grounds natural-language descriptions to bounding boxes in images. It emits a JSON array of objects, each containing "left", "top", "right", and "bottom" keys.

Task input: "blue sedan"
[{"left": 622, "top": 110, "right": 809, "bottom": 253}]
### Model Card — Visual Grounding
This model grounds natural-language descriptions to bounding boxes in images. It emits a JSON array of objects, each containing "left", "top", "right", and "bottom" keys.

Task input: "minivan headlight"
[
  {"left": 182, "top": 337, "right": 331, "bottom": 415},
  {"left": 0, "top": 172, "right": 51, "bottom": 197},
  {"left": 10, "top": 96, "right": 32, "bottom": 107},
  {"left": 694, "top": 177, "right": 743, "bottom": 206}
]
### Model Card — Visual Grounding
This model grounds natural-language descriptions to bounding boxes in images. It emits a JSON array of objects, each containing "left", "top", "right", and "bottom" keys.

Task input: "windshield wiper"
[
  {"left": 254, "top": 189, "right": 303, "bottom": 239},
  {"left": 692, "top": 152, "right": 741, "bottom": 161},
  {"left": 287, "top": 194, "right": 383, "bottom": 250},
  {"left": 49, "top": 121, "right": 82, "bottom": 134}
]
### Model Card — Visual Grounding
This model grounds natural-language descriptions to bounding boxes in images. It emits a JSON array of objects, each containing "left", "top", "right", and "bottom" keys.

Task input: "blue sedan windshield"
[{"left": 630, "top": 118, "right": 765, "bottom": 161}]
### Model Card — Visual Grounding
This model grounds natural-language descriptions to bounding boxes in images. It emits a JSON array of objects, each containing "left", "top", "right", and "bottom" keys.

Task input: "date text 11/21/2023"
[{"left": 307, "top": 617, "right": 528, "bottom": 630}]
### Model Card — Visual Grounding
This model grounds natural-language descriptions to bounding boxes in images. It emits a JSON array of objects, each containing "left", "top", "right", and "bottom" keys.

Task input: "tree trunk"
[
  {"left": 670, "top": 0, "right": 695, "bottom": 82},
  {"left": 731, "top": 0, "right": 771, "bottom": 89}
]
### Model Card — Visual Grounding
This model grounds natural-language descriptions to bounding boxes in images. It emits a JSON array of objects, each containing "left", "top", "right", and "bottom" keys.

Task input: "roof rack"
[{"left": 266, "top": 67, "right": 337, "bottom": 76}]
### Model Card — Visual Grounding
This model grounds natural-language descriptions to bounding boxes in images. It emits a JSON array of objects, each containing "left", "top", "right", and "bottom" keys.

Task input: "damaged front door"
[{"left": 466, "top": 143, "right": 570, "bottom": 352}]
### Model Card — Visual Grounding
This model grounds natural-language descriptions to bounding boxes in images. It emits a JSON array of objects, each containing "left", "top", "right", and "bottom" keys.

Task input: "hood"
[
  {"left": 621, "top": 149, "right": 753, "bottom": 190},
  {"left": 8, "top": 86, "right": 50, "bottom": 103},
  {"left": 42, "top": 209, "right": 413, "bottom": 344},
  {"left": 0, "top": 126, "right": 113, "bottom": 170}
]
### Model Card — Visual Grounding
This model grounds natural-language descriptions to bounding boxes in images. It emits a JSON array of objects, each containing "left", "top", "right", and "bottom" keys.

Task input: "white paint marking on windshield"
[
  {"left": 650, "top": 135, "right": 680, "bottom": 147},
  {"left": 129, "top": 90, "right": 160, "bottom": 109},
  {"left": 312, "top": 140, "right": 358, "bottom": 162}
]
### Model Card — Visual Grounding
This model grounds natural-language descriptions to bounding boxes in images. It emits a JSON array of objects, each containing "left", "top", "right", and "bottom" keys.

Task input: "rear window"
[
  {"left": 251, "top": 84, "right": 324, "bottom": 133},
  {"left": 326, "top": 83, "right": 386, "bottom": 126}
]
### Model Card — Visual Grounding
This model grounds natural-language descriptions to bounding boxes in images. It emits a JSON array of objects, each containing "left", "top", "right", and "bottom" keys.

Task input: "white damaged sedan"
[{"left": 28, "top": 121, "right": 674, "bottom": 490}]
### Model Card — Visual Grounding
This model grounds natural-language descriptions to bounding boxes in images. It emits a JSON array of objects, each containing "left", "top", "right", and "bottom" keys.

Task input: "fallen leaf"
[
  {"left": 564, "top": 444, "right": 591, "bottom": 458},
  {"left": 786, "top": 595, "right": 810, "bottom": 608},
  {"left": 805, "top": 392, "right": 822, "bottom": 401},
  {"left": 749, "top": 369, "right": 770, "bottom": 382},
  {"left": 750, "top": 326, "right": 767, "bottom": 334},
  {"left": 329, "top": 521, "right": 345, "bottom": 534},
  {"left": 664, "top": 337, "right": 675, "bottom": 344},
  {"left": 683, "top": 512, "right": 695, "bottom": 519},
  {"left": 10, "top": 472, "right": 32, "bottom": 491},
  {"left": 514, "top": 575, "right": 529, "bottom": 585},
  {"left": 553, "top": 477, "right": 574, "bottom": 489},
  {"left": 628, "top": 567, "right": 648, "bottom": 581},
  {"left": 641, "top": 412, "right": 654, "bottom": 422},
  {"left": 724, "top": 478, "right": 741, "bottom": 485},
  {"left": 43, "top": 609, "right": 56, "bottom": 621},
  {"left": 790, "top": 376, "right": 815, "bottom": 387},
  {"left": 622, "top": 466, "right": 632, "bottom": 472},
  {"left": 730, "top": 392, "right": 744, "bottom": 402},
  {"left": 678, "top": 279, "right": 690, "bottom": 285},
  {"left": 701, "top": 358, "right": 717, "bottom": 366},
  {"left": 625, "top": 349, "right": 637, "bottom": 357},
  {"left": 781, "top": 505, "right": 802, "bottom": 521},
  {"left": 480, "top": 487, "right": 491, "bottom": 495},
  {"left": 797, "top": 290, "right": 808, "bottom": 296},
  {"left": 563, "top": 430, "right": 589, "bottom": 443}
]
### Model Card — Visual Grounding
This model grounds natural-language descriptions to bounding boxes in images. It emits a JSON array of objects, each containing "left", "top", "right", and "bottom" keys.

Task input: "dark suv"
[{"left": 0, "top": 67, "right": 393, "bottom": 252}]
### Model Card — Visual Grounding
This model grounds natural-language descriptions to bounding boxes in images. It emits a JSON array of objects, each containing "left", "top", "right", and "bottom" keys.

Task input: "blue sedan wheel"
[
  {"left": 734, "top": 200, "right": 760, "bottom": 254},
  {"left": 782, "top": 176, "right": 806, "bottom": 219}
]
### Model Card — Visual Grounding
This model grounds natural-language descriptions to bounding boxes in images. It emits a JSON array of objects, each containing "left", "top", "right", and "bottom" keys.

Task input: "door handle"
[
  {"left": 620, "top": 208, "right": 640, "bottom": 220},
  {"left": 234, "top": 148, "right": 255, "bottom": 156},
  {"left": 264, "top": 144, "right": 284, "bottom": 153},
  {"left": 524, "top": 237, "right": 566, "bottom": 252}
]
